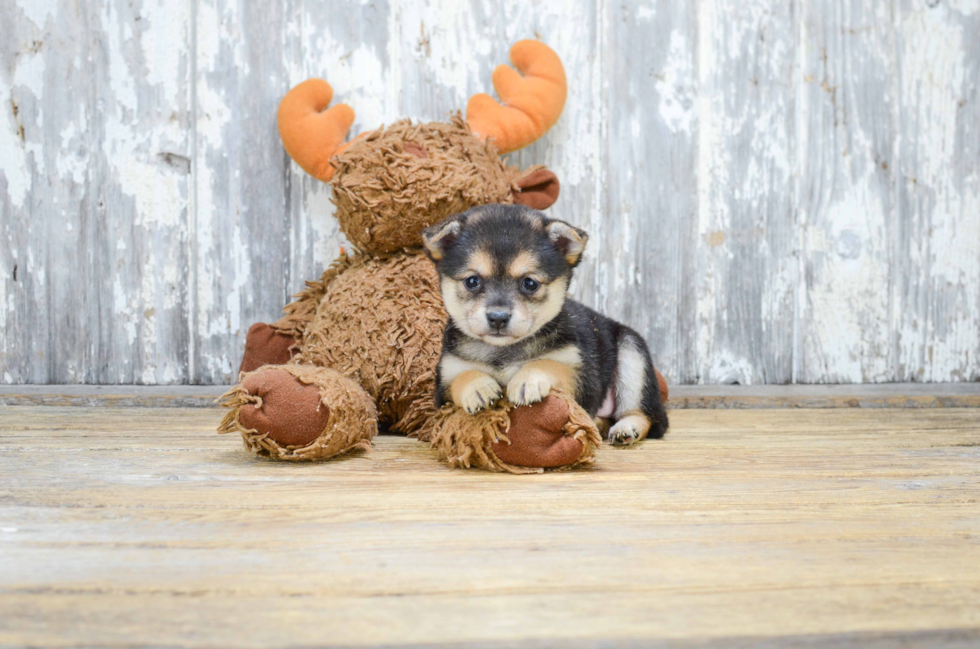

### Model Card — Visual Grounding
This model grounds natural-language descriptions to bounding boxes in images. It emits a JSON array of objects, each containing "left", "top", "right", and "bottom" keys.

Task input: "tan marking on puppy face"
[
  {"left": 445, "top": 274, "right": 568, "bottom": 346},
  {"left": 520, "top": 209, "right": 546, "bottom": 229},
  {"left": 442, "top": 275, "right": 524, "bottom": 345},
  {"left": 506, "top": 250, "right": 540, "bottom": 279},
  {"left": 439, "top": 232, "right": 570, "bottom": 345},
  {"left": 461, "top": 205, "right": 491, "bottom": 224},
  {"left": 467, "top": 249, "right": 495, "bottom": 278},
  {"left": 440, "top": 276, "right": 469, "bottom": 332},
  {"left": 530, "top": 276, "right": 568, "bottom": 332}
]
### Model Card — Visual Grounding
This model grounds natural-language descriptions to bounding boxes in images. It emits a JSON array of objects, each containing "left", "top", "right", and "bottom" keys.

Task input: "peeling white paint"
[
  {"left": 709, "top": 350, "right": 756, "bottom": 385},
  {"left": 655, "top": 30, "right": 695, "bottom": 134},
  {"left": 139, "top": 0, "right": 187, "bottom": 109},
  {"left": 896, "top": 6, "right": 980, "bottom": 382},
  {"left": 637, "top": 7, "right": 656, "bottom": 22},
  {"left": 0, "top": 87, "right": 32, "bottom": 209},
  {"left": 805, "top": 176, "right": 891, "bottom": 382},
  {"left": 1, "top": 43, "right": 47, "bottom": 209},
  {"left": 948, "top": 0, "right": 980, "bottom": 15},
  {"left": 695, "top": 1, "right": 727, "bottom": 383},
  {"left": 2, "top": 0, "right": 978, "bottom": 385},
  {"left": 15, "top": 0, "right": 57, "bottom": 30},
  {"left": 395, "top": 3, "right": 494, "bottom": 113}
]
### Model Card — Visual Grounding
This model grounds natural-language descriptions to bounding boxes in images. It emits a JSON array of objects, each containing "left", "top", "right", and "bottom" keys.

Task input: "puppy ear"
[
  {"left": 546, "top": 220, "right": 588, "bottom": 266},
  {"left": 422, "top": 217, "right": 462, "bottom": 262}
]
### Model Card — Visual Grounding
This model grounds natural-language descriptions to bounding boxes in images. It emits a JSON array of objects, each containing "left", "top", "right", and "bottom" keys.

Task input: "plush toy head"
[{"left": 277, "top": 40, "right": 567, "bottom": 254}]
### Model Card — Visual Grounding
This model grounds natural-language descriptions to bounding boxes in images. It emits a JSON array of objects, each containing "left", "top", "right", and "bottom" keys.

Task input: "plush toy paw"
[
  {"left": 421, "top": 390, "right": 601, "bottom": 473},
  {"left": 506, "top": 366, "right": 554, "bottom": 406},
  {"left": 219, "top": 365, "right": 377, "bottom": 461},
  {"left": 458, "top": 374, "right": 503, "bottom": 414},
  {"left": 239, "top": 323, "right": 298, "bottom": 375},
  {"left": 491, "top": 396, "right": 585, "bottom": 467},
  {"left": 237, "top": 369, "right": 329, "bottom": 447}
]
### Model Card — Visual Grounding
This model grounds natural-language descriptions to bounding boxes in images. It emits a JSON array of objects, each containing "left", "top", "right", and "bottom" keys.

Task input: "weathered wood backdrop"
[{"left": 1, "top": 0, "right": 978, "bottom": 385}]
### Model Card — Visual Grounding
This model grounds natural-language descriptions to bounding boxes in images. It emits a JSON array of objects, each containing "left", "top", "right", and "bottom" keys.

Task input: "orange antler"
[
  {"left": 466, "top": 40, "right": 567, "bottom": 154},
  {"left": 277, "top": 79, "right": 356, "bottom": 182}
]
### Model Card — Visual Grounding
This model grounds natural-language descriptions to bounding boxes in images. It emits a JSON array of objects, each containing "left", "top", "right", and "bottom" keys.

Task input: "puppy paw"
[
  {"left": 608, "top": 420, "right": 641, "bottom": 447},
  {"left": 458, "top": 374, "right": 503, "bottom": 414},
  {"left": 507, "top": 368, "right": 555, "bottom": 406}
]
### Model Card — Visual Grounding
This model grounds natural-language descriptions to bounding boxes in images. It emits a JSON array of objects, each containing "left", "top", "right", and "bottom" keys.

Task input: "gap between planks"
[{"left": 0, "top": 382, "right": 978, "bottom": 409}]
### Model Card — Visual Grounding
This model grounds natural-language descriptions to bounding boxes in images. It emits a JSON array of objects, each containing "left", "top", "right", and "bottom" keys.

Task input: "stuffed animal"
[{"left": 218, "top": 41, "right": 668, "bottom": 473}]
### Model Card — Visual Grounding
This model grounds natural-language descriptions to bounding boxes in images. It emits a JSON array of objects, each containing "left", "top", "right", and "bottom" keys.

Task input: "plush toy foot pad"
[
  {"left": 218, "top": 365, "right": 378, "bottom": 461},
  {"left": 492, "top": 396, "right": 585, "bottom": 468},
  {"left": 238, "top": 369, "right": 330, "bottom": 447}
]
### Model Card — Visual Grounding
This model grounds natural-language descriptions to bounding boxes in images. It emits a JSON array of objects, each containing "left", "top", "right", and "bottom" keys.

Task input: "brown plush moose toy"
[{"left": 219, "top": 41, "right": 666, "bottom": 473}]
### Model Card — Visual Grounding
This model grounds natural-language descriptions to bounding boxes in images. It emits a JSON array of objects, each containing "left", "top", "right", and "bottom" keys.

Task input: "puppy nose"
[{"left": 486, "top": 310, "right": 511, "bottom": 330}]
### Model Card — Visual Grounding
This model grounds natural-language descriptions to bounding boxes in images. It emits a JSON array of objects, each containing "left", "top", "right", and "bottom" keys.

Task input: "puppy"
[{"left": 422, "top": 203, "right": 668, "bottom": 446}]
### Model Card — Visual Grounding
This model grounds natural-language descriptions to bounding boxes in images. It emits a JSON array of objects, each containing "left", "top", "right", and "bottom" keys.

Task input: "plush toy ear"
[
  {"left": 546, "top": 219, "right": 588, "bottom": 266},
  {"left": 422, "top": 218, "right": 462, "bottom": 262},
  {"left": 512, "top": 167, "right": 560, "bottom": 210}
]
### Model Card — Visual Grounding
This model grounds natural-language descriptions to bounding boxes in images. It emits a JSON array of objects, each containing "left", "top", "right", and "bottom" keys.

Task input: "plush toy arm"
[
  {"left": 466, "top": 40, "right": 567, "bottom": 154},
  {"left": 271, "top": 252, "right": 355, "bottom": 341}
]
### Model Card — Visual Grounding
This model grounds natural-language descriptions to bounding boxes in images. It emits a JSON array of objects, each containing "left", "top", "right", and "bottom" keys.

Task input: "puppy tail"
[{"left": 647, "top": 402, "right": 669, "bottom": 439}]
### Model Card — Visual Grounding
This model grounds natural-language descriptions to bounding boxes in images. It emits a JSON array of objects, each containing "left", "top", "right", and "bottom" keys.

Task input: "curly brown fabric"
[
  {"left": 291, "top": 251, "right": 447, "bottom": 434},
  {"left": 272, "top": 253, "right": 355, "bottom": 342},
  {"left": 418, "top": 390, "right": 601, "bottom": 474},
  {"left": 331, "top": 115, "right": 518, "bottom": 254}
]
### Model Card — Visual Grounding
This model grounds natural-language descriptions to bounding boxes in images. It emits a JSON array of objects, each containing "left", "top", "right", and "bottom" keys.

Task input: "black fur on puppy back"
[{"left": 549, "top": 301, "right": 668, "bottom": 437}]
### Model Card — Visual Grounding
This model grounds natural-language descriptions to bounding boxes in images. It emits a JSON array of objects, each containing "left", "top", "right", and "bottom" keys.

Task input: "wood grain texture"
[
  {"left": 2, "top": 381, "right": 980, "bottom": 408},
  {"left": 696, "top": 0, "right": 797, "bottom": 385},
  {"left": 599, "top": 2, "right": 699, "bottom": 384},
  {"left": 797, "top": 0, "right": 897, "bottom": 383},
  {"left": 1, "top": 0, "right": 193, "bottom": 384},
  {"left": 1, "top": 405, "right": 979, "bottom": 646},
  {"left": 192, "top": 0, "right": 293, "bottom": 383},
  {"left": 892, "top": 0, "right": 980, "bottom": 383},
  {"left": 1, "top": 0, "right": 978, "bottom": 385}
]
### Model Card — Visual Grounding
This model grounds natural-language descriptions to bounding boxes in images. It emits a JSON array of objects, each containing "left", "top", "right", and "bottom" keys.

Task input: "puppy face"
[{"left": 422, "top": 204, "right": 587, "bottom": 346}]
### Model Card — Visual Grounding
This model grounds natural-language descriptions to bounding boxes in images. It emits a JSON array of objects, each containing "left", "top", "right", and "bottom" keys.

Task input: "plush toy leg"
[
  {"left": 218, "top": 365, "right": 377, "bottom": 461},
  {"left": 239, "top": 323, "right": 298, "bottom": 374},
  {"left": 419, "top": 390, "right": 601, "bottom": 474}
]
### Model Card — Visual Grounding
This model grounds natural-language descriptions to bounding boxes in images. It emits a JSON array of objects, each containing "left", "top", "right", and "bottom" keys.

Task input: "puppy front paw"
[
  {"left": 608, "top": 420, "right": 641, "bottom": 447},
  {"left": 507, "top": 368, "right": 555, "bottom": 406},
  {"left": 458, "top": 374, "right": 503, "bottom": 414}
]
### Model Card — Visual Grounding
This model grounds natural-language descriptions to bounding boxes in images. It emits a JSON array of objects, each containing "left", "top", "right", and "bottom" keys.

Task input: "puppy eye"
[
  {"left": 464, "top": 276, "right": 482, "bottom": 291},
  {"left": 521, "top": 277, "right": 540, "bottom": 293}
]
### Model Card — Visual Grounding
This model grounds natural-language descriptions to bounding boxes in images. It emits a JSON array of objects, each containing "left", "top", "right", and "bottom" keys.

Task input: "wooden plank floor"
[{"left": 1, "top": 406, "right": 979, "bottom": 647}]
